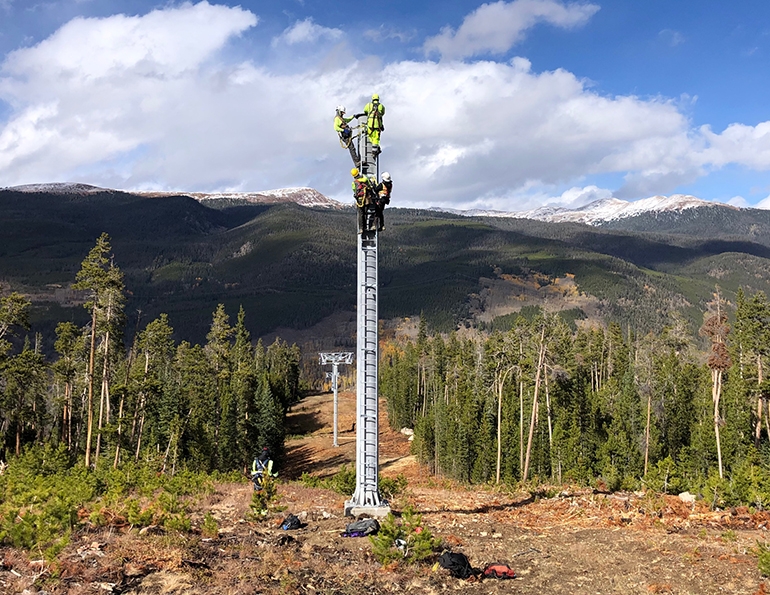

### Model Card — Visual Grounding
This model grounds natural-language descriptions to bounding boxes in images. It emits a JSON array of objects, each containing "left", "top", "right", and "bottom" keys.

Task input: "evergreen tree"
[
  {"left": 72, "top": 233, "right": 123, "bottom": 468},
  {"left": 2, "top": 339, "right": 47, "bottom": 455}
]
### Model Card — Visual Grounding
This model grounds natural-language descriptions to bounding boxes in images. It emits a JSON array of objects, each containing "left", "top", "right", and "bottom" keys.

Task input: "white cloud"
[
  {"left": 658, "top": 29, "right": 685, "bottom": 47},
  {"left": 727, "top": 195, "right": 749, "bottom": 208},
  {"left": 3, "top": 2, "right": 770, "bottom": 211},
  {"left": 553, "top": 185, "right": 612, "bottom": 207},
  {"left": 424, "top": 0, "right": 600, "bottom": 60},
  {"left": 699, "top": 122, "right": 770, "bottom": 169},
  {"left": 271, "top": 18, "right": 342, "bottom": 47},
  {"left": 755, "top": 195, "right": 770, "bottom": 210},
  {"left": 3, "top": 1, "right": 256, "bottom": 79},
  {"left": 363, "top": 26, "right": 416, "bottom": 43}
]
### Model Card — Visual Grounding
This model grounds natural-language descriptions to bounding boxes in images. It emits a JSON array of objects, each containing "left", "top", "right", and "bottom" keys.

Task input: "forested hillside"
[
  {"left": 381, "top": 291, "right": 770, "bottom": 504},
  {"left": 4, "top": 188, "right": 770, "bottom": 350},
  {"left": 0, "top": 233, "right": 300, "bottom": 469}
]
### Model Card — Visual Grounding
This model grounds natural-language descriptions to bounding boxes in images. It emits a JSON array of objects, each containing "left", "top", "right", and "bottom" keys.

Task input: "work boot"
[{"left": 372, "top": 145, "right": 380, "bottom": 156}]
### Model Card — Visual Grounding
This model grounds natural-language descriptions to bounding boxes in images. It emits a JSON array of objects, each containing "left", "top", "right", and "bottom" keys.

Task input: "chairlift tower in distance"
[
  {"left": 319, "top": 352, "right": 353, "bottom": 447},
  {"left": 344, "top": 126, "right": 390, "bottom": 518}
]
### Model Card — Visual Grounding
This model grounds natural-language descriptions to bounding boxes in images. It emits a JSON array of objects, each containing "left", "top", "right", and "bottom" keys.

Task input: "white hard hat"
[
  {"left": 381, "top": 172, "right": 391, "bottom": 181},
  {"left": 336, "top": 105, "right": 346, "bottom": 113}
]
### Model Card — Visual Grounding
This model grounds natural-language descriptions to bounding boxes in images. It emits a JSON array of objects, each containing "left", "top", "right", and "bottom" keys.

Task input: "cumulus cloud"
[
  {"left": 424, "top": 0, "right": 600, "bottom": 60},
  {"left": 271, "top": 18, "right": 342, "bottom": 47},
  {"left": 699, "top": 122, "right": 770, "bottom": 169},
  {"left": 3, "top": 2, "right": 770, "bottom": 210}
]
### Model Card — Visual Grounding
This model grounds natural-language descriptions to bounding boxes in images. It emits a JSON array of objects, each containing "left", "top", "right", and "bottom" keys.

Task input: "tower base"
[{"left": 344, "top": 500, "right": 391, "bottom": 518}]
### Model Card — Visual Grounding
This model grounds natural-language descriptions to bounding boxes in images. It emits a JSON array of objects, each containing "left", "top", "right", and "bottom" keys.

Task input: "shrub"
[
  {"left": 369, "top": 506, "right": 439, "bottom": 566},
  {"left": 299, "top": 467, "right": 407, "bottom": 500},
  {"left": 643, "top": 456, "right": 686, "bottom": 495},
  {"left": 201, "top": 512, "right": 219, "bottom": 538},
  {"left": 247, "top": 475, "right": 280, "bottom": 520},
  {"left": 0, "top": 451, "right": 217, "bottom": 552},
  {"left": 379, "top": 475, "right": 408, "bottom": 501},
  {"left": 757, "top": 542, "right": 770, "bottom": 577},
  {"left": 125, "top": 498, "right": 154, "bottom": 527},
  {"left": 164, "top": 513, "right": 192, "bottom": 533}
]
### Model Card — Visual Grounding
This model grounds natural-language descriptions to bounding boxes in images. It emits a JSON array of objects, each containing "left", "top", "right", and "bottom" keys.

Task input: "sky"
[{"left": 1, "top": 0, "right": 770, "bottom": 211}]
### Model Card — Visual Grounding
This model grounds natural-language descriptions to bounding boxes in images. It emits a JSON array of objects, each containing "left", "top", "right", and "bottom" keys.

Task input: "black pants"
[
  {"left": 374, "top": 202, "right": 385, "bottom": 230},
  {"left": 358, "top": 204, "right": 378, "bottom": 232}
]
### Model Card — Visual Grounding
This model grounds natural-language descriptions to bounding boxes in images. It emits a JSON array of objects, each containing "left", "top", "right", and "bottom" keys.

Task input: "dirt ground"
[{"left": 2, "top": 390, "right": 770, "bottom": 594}]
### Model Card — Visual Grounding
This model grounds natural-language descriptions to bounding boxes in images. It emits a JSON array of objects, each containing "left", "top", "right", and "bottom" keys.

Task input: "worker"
[
  {"left": 334, "top": 105, "right": 361, "bottom": 165},
  {"left": 251, "top": 447, "right": 276, "bottom": 491},
  {"left": 351, "top": 167, "right": 376, "bottom": 234},
  {"left": 363, "top": 94, "right": 385, "bottom": 156},
  {"left": 374, "top": 172, "right": 392, "bottom": 232}
]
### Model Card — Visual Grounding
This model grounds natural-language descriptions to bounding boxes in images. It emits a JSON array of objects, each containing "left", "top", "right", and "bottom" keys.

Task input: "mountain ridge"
[
  {"left": 2, "top": 182, "right": 343, "bottom": 209},
  {"left": 429, "top": 194, "right": 746, "bottom": 225}
]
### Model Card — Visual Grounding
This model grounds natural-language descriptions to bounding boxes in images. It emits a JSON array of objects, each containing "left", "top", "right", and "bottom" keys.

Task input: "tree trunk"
[
  {"left": 114, "top": 330, "right": 137, "bottom": 469},
  {"left": 756, "top": 355, "right": 764, "bottom": 448},
  {"left": 85, "top": 307, "right": 97, "bottom": 468},
  {"left": 131, "top": 352, "right": 150, "bottom": 461},
  {"left": 95, "top": 334, "right": 110, "bottom": 463},
  {"left": 713, "top": 369, "right": 724, "bottom": 479},
  {"left": 523, "top": 327, "right": 546, "bottom": 481},
  {"left": 495, "top": 366, "right": 514, "bottom": 484},
  {"left": 545, "top": 365, "right": 553, "bottom": 448},
  {"left": 644, "top": 389, "right": 652, "bottom": 476},
  {"left": 519, "top": 342, "right": 524, "bottom": 473}
]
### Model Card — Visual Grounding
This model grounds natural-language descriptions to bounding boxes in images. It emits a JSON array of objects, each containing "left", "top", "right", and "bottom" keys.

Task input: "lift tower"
[
  {"left": 344, "top": 122, "right": 390, "bottom": 518},
  {"left": 319, "top": 352, "right": 353, "bottom": 447}
]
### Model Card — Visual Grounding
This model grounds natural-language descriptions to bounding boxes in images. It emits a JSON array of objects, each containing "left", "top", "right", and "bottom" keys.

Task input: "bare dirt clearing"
[{"left": 2, "top": 391, "right": 769, "bottom": 594}]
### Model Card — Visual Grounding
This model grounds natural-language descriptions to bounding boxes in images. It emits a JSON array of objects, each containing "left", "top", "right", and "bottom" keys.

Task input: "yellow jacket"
[{"left": 363, "top": 102, "right": 385, "bottom": 131}]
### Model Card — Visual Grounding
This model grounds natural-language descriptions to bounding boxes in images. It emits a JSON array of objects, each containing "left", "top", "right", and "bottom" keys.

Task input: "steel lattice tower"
[{"left": 344, "top": 126, "right": 390, "bottom": 517}]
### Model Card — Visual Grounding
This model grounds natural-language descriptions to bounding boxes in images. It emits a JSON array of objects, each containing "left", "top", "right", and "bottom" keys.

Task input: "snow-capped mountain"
[
  {"left": 4, "top": 182, "right": 113, "bottom": 195},
  {"left": 139, "top": 187, "right": 342, "bottom": 208},
  {"left": 431, "top": 194, "right": 737, "bottom": 226},
  {"left": 2, "top": 183, "right": 342, "bottom": 208}
]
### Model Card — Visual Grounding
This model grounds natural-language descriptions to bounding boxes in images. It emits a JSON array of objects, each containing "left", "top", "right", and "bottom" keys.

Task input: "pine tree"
[
  {"left": 53, "top": 322, "right": 82, "bottom": 452},
  {"left": 72, "top": 233, "right": 122, "bottom": 468}
]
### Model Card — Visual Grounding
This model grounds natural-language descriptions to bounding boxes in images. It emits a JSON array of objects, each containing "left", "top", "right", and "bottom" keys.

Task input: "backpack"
[
  {"left": 280, "top": 514, "right": 302, "bottom": 531},
  {"left": 482, "top": 563, "right": 516, "bottom": 579},
  {"left": 438, "top": 551, "right": 474, "bottom": 579},
  {"left": 343, "top": 518, "right": 380, "bottom": 537}
]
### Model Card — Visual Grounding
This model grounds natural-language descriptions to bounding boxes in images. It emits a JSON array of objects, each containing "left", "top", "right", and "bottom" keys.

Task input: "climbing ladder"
[{"left": 344, "top": 130, "right": 389, "bottom": 517}]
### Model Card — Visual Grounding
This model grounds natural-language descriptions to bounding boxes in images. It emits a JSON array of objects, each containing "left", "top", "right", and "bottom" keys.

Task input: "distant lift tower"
[
  {"left": 319, "top": 352, "right": 353, "bottom": 447},
  {"left": 344, "top": 127, "right": 390, "bottom": 518}
]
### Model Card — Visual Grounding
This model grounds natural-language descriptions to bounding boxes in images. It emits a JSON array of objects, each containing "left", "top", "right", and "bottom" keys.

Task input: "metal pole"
[
  {"left": 319, "top": 352, "right": 353, "bottom": 449},
  {"left": 332, "top": 363, "right": 339, "bottom": 447}
]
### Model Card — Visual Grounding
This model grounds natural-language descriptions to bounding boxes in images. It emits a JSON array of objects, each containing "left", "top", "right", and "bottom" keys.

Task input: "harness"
[
  {"left": 353, "top": 176, "right": 375, "bottom": 208},
  {"left": 334, "top": 114, "right": 349, "bottom": 133},
  {"left": 366, "top": 102, "right": 383, "bottom": 130}
]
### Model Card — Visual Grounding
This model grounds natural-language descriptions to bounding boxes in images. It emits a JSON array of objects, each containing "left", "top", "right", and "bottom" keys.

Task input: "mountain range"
[
  {"left": 430, "top": 194, "right": 744, "bottom": 225},
  {"left": 2, "top": 183, "right": 770, "bottom": 350}
]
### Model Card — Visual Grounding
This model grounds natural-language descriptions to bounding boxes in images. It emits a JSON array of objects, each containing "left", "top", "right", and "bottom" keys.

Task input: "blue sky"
[{"left": 1, "top": 0, "right": 770, "bottom": 210}]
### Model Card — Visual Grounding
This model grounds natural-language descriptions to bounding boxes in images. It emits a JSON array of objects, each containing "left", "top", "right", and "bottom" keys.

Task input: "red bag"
[{"left": 482, "top": 563, "right": 516, "bottom": 579}]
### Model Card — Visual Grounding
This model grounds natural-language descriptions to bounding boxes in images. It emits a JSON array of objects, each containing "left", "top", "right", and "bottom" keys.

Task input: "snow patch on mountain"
[
  {"left": 4, "top": 182, "right": 109, "bottom": 194},
  {"left": 139, "top": 187, "right": 342, "bottom": 208},
  {"left": 431, "top": 194, "right": 734, "bottom": 225}
]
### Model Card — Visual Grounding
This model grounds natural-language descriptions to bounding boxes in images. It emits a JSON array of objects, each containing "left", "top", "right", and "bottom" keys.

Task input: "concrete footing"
[{"left": 344, "top": 501, "right": 391, "bottom": 518}]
